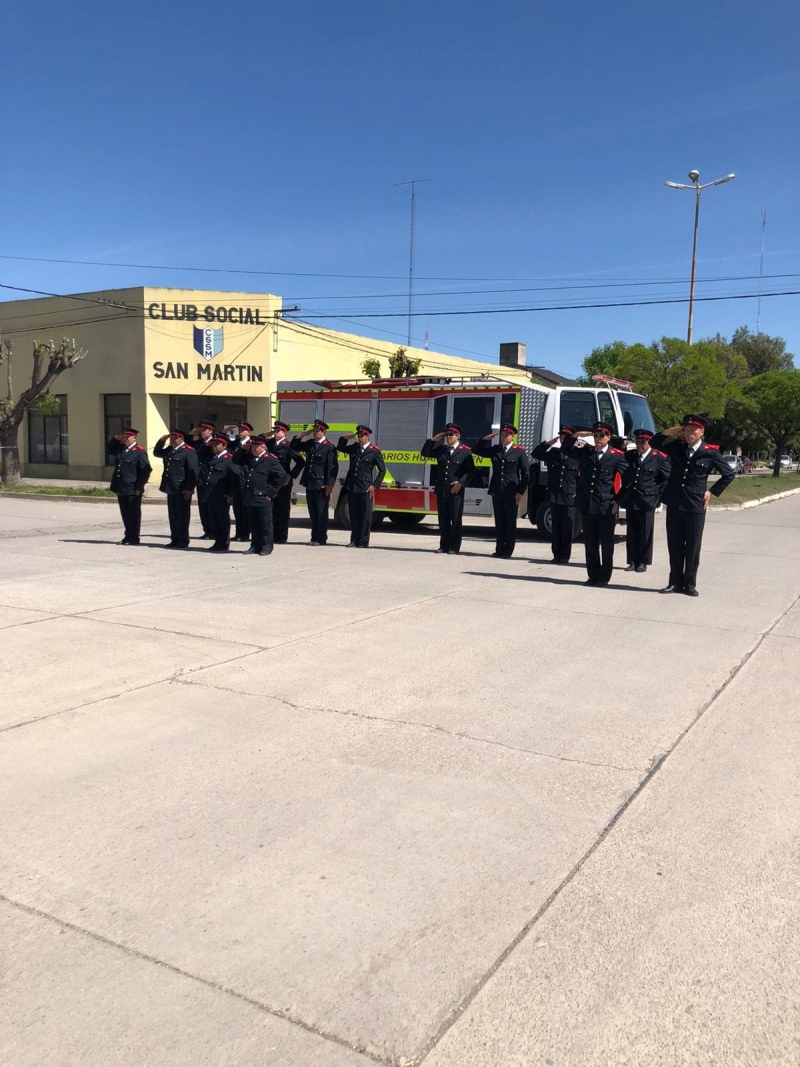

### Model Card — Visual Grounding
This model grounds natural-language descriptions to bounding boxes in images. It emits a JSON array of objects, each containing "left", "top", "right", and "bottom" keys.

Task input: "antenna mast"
[
  {"left": 756, "top": 210, "right": 767, "bottom": 333},
  {"left": 395, "top": 178, "right": 429, "bottom": 346}
]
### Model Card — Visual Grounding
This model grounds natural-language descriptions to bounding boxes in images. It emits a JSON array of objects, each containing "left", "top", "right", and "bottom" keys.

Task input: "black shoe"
[
  {"left": 660, "top": 584, "right": 682, "bottom": 594},
  {"left": 447, "top": 549, "right": 460, "bottom": 555},
  {"left": 435, "top": 548, "right": 447, "bottom": 554},
  {"left": 117, "top": 538, "right": 130, "bottom": 545},
  {"left": 596, "top": 579, "right": 610, "bottom": 587},
  {"left": 491, "top": 551, "right": 502, "bottom": 557},
  {"left": 500, "top": 552, "right": 513, "bottom": 559},
  {"left": 200, "top": 534, "right": 212, "bottom": 540},
  {"left": 246, "top": 547, "right": 258, "bottom": 554},
  {"left": 164, "top": 542, "right": 178, "bottom": 549},
  {"left": 624, "top": 564, "right": 635, "bottom": 572},
  {"left": 584, "top": 578, "right": 598, "bottom": 586},
  {"left": 684, "top": 586, "right": 699, "bottom": 597},
  {"left": 207, "top": 545, "right": 229, "bottom": 552},
  {"left": 347, "top": 542, "right": 358, "bottom": 548},
  {"left": 274, "top": 539, "right": 287, "bottom": 545},
  {"left": 259, "top": 549, "right": 273, "bottom": 556},
  {"left": 635, "top": 564, "right": 647, "bottom": 573}
]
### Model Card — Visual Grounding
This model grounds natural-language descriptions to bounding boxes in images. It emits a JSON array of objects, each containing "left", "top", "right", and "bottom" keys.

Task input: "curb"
[
  {"left": 712, "top": 486, "right": 800, "bottom": 511},
  {"left": 1, "top": 493, "right": 166, "bottom": 505}
]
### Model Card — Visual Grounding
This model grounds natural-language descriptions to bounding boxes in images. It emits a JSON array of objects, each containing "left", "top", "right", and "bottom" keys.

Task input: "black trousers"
[
  {"left": 273, "top": 485, "right": 292, "bottom": 543},
  {"left": 551, "top": 503, "right": 575, "bottom": 562},
  {"left": 583, "top": 511, "right": 616, "bottom": 582},
  {"left": 232, "top": 492, "right": 250, "bottom": 541},
  {"left": 436, "top": 490, "right": 465, "bottom": 552},
  {"left": 492, "top": 488, "right": 519, "bottom": 556},
  {"left": 197, "top": 496, "right": 212, "bottom": 536},
  {"left": 206, "top": 495, "right": 231, "bottom": 548},
  {"left": 666, "top": 507, "right": 706, "bottom": 588},
  {"left": 166, "top": 494, "right": 191, "bottom": 547},
  {"left": 348, "top": 491, "right": 374, "bottom": 547},
  {"left": 117, "top": 494, "right": 142, "bottom": 543},
  {"left": 247, "top": 504, "right": 274, "bottom": 554},
  {"left": 307, "top": 488, "right": 330, "bottom": 544},
  {"left": 626, "top": 509, "right": 655, "bottom": 566}
]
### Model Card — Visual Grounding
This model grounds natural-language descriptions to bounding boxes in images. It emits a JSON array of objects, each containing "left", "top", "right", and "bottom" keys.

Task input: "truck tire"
[
  {"left": 334, "top": 492, "right": 351, "bottom": 529},
  {"left": 535, "top": 502, "right": 583, "bottom": 539},
  {"left": 387, "top": 512, "right": 425, "bottom": 527}
]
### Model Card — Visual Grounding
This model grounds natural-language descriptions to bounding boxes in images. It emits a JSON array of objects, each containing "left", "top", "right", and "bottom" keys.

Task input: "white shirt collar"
[
  {"left": 595, "top": 445, "right": 608, "bottom": 456},
  {"left": 639, "top": 447, "right": 651, "bottom": 460}
]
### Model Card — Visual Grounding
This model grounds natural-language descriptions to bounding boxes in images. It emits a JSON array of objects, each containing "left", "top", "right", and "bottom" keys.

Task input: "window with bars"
[
  {"left": 104, "top": 394, "right": 131, "bottom": 462},
  {"left": 28, "top": 395, "right": 68, "bottom": 464}
]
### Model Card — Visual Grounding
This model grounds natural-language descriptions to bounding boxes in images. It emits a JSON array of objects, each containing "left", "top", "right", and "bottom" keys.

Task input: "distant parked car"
[
  {"left": 723, "top": 454, "right": 743, "bottom": 474},
  {"left": 780, "top": 454, "right": 792, "bottom": 469}
]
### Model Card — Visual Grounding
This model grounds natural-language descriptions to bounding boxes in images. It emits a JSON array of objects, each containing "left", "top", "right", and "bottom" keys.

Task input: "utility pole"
[
  {"left": 756, "top": 210, "right": 767, "bottom": 333},
  {"left": 395, "top": 178, "right": 429, "bottom": 346}
]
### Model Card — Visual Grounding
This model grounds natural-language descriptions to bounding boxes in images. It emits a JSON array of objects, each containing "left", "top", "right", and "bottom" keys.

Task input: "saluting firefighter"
[
  {"left": 575, "top": 421, "right": 627, "bottom": 586},
  {"left": 108, "top": 427, "right": 152, "bottom": 546},
  {"left": 230, "top": 421, "right": 255, "bottom": 542},
  {"left": 291, "top": 420, "right": 339, "bottom": 546},
  {"left": 153, "top": 429, "right": 199, "bottom": 549},
  {"left": 266, "top": 421, "right": 305, "bottom": 544},
  {"left": 650, "top": 415, "right": 735, "bottom": 596},
  {"left": 241, "top": 435, "right": 285, "bottom": 555},
  {"left": 530, "top": 424, "right": 582, "bottom": 564},
  {"left": 473, "top": 424, "right": 530, "bottom": 558},
  {"left": 336, "top": 425, "right": 387, "bottom": 548},
  {"left": 619, "top": 428, "right": 671, "bottom": 573},
  {"left": 199, "top": 433, "right": 240, "bottom": 552},
  {"left": 189, "top": 421, "right": 216, "bottom": 539},
  {"left": 421, "top": 423, "right": 475, "bottom": 554}
]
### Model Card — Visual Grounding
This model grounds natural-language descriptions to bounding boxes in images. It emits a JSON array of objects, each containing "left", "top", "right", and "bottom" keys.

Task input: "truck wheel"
[
  {"left": 387, "top": 512, "right": 425, "bottom": 527},
  {"left": 534, "top": 502, "right": 553, "bottom": 536},
  {"left": 334, "top": 492, "right": 352, "bottom": 529}
]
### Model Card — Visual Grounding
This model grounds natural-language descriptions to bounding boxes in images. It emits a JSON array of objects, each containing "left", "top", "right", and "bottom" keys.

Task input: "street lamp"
[{"left": 665, "top": 169, "right": 735, "bottom": 344}]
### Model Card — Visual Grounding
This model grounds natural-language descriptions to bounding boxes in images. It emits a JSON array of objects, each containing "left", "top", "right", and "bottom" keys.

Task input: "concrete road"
[{"left": 0, "top": 497, "right": 797, "bottom": 1066}]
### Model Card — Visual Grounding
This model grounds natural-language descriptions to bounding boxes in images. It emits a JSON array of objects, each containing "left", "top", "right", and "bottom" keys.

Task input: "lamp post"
[{"left": 665, "top": 169, "right": 735, "bottom": 344}]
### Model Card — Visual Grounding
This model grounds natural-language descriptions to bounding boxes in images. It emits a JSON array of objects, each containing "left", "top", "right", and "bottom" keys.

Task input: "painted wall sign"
[
  {"left": 151, "top": 361, "right": 263, "bottom": 382},
  {"left": 148, "top": 302, "right": 267, "bottom": 324}
]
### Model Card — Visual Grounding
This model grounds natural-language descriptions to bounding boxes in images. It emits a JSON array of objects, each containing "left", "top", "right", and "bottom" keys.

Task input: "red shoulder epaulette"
[
  {"left": 184, "top": 444, "right": 195, "bottom": 450},
  {"left": 704, "top": 443, "right": 720, "bottom": 451},
  {"left": 132, "top": 445, "right": 146, "bottom": 452},
  {"left": 368, "top": 444, "right": 380, "bottom": 451},
  {"left": 610, "top": 448, "right": 624, "bottom": 455},
  {"left": 460, "top": 445, "right": 472, "bottom": 451},
  {"left": 652, "top": 449, "right": 667, "bottom": 458},
  {"left": 512, "top": 445, "right": 524, "bottom": 450}
]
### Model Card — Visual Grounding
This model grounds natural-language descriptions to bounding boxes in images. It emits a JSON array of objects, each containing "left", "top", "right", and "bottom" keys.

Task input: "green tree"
[
  {"left": 612, "top": 337, "right": 729, "bottom": 427},
  {"left": 741, "top": 371, "right": 800, "bottom": 476},
  {"left": 577, "top": 340, "right": 629, "bottom": 385},
  {"left": 730, "top": 326, "right": 794, "bottom": 376},
  {"left": 0, "top": 337, "right": 88, "bottom": 487},
  {"left": 388, "top": 346, "right": 422, "bottom": 378},
  {"left": 360, "top": 357, "right": 381, "bottom": 379}
]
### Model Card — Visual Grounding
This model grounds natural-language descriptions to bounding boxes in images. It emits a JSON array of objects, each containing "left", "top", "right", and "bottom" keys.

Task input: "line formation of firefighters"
[{"left": 108, "top": 412, "right": 734, "bottom": 596}]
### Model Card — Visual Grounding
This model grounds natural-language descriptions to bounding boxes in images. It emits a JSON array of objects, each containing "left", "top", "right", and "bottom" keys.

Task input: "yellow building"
[{"left": 0, "top": 287, "right": 535, "bottom": 479}]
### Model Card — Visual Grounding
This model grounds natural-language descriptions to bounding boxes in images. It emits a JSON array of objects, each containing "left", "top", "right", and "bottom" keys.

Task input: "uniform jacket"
[
  {"left": 650, "top": 434, "right": 735, "bottom": 512},
  {"left": 199, "top": 451, "right": 239, "bottom": 504},
  {"left": 266, "top": 437, "right": 305, "bottom": 483},
  {"left": 153, "top": 441, "right": 199, "bottom": 495},
  {"left": 336, "top": 438, "right": 387, "bottom": 493},
  {"left": 531, "top": 440, "right": 583, "bottom": 506},
  {"left": 575, "top": 446, "right": 627, "bottom": 515},
  {"left": 619, "top": 449, "right": 671, "bottom": 511},
  {"left": 241, "top": 453, "right": 285, "bottom": 507},
  {"left": 420, "top": 439, "right": 475, "bottom": 496},
  {"left": 108, "top": 439, "right": 152, "bottom": 497},
  {"left": 473, "top": 440, "right": 530, "bottom": 496},
  {"left": 290, "top": 437, "right": 339, "bottom": 491},
  {"left": 192, "top": 436, "right": 214, "bottom": 473}
]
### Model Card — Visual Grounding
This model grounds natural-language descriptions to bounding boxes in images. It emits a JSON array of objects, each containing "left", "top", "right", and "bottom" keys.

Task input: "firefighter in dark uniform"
[
  {"left": 108, "top": 427, "right": 152, "bottom": 545},
  {"left": 619, "top": 428, "right": 671, "bottom": 573},
  {"left": 199, "top": 433, "right": 239, "bottom": 552},
  {"left": 421, "top": 423, "right": 475, "bottom": 554},
  {"left": 241, "top": 435, "right": 285, "bottom": 555},
  {"left": 651, "top": 414, "right": 735, "bottom": 596},
  {"left": 336, "top": 425, "right": 387, "bottom": 548},
  {"left": 531, "top": 424, "right": 583, "bottom": 564},
  {"left": 291, "top": 420, "right": 339, "bottom": 545},
  {"left": 153, "top": 428, "right": 199, "bottom": 549},
  {"left": 575, "top": 421, "right": 627, "bottom": 586},
  {"left": 188, "top": 421, "right": 216, "bottom": 539},
  {"left": 474, "top": 424, "right": 530, "bottom": 558},
  {"left": 266, "top": 421, "right": 305, "bottom": 544},
  {"left": 230, "top": 421, "right": 254, "bottom": 542}
]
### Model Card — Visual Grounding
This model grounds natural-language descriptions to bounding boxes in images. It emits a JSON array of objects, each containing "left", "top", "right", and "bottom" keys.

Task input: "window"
[
  {"left": 104, "top": 393, "right": 131, "bottom": 462},
  {"left": 618, "top": 393, "right": 655, "bottom": 436},
  {"left": 500, "top": 393, "right": 517, "bottom": 429},
  {"left": 28, "top": 395, "right": 68, "bottom": 464},
  {"left": 169, "top": 395, "right": 248, "bottom": 434},
  {"left": 597, "top": 391, "right": 618, "bottom": 433},
  {"left": 559, "top": 391, "right": 597, "bottom": 432},
  {"left": 452, "top": 395, "right": 495, "bottom": 448}
]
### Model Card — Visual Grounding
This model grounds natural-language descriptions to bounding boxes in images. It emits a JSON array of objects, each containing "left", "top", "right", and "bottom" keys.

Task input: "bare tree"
[{"left": 0, "top": 338, "right": 88, "bottom": 487}]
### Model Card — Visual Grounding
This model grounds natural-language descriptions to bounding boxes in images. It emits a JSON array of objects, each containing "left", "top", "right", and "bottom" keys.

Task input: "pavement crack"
[
  {"left": 0, "top": 894, "right": 387, "bottom": 1066},
  {"left": 407, "top": 595, "right": 800, "bottom": 1066}
]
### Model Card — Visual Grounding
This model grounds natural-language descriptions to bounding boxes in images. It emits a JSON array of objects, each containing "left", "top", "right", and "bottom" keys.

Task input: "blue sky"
[{"left": 2, "top": 0, "right": 798, "bottom": 376}]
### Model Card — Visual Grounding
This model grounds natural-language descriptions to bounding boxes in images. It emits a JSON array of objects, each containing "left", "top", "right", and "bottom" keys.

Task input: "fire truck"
[{"left": 275, "top": 374, "right": 655, "bottom": 536}]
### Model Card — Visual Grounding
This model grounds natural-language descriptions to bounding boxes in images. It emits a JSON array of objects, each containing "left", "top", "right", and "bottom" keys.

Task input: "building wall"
[{"left": 0, "top": 286, "right": 534, "bottom": 479}]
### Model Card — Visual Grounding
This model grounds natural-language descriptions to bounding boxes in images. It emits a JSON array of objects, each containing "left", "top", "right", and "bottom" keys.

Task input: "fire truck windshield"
[{"left": 618, "top": 393, "right": 656, "bottom": 436}]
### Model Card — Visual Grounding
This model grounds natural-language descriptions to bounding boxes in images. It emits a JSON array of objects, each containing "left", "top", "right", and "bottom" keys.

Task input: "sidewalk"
[{"left": 0, "top": 496, "right": 797, "bottom": 1065}]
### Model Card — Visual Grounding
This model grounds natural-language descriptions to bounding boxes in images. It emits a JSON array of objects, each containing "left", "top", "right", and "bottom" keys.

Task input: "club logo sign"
[{"left": 193, "top": 325, "right": 224, "bottom": 361}]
